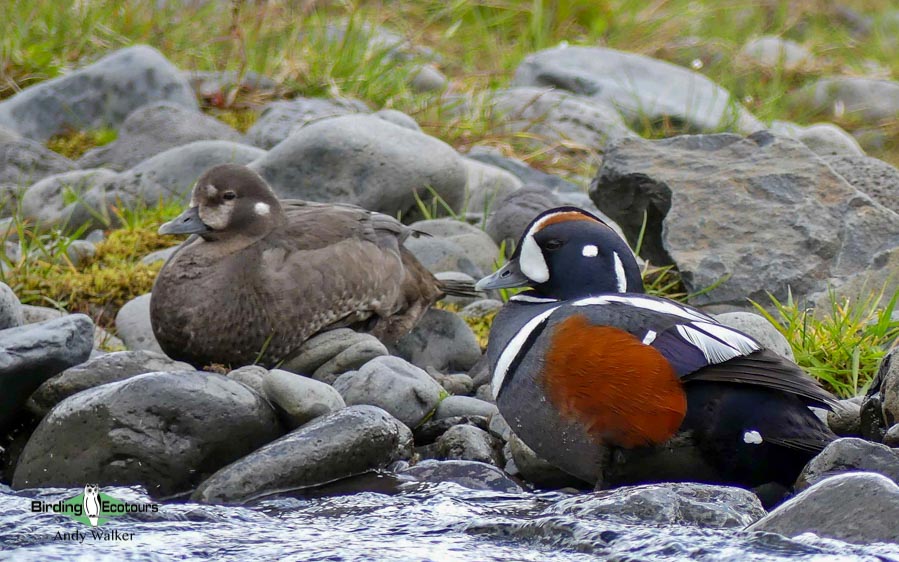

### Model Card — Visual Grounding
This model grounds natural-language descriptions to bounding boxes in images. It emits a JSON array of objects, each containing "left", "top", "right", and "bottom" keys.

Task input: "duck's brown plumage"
[{"left": 150, "top": 164, "right": 450, "bottom": 368}]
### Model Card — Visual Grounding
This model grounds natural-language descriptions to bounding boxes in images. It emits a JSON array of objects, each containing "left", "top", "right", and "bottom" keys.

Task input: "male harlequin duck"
[
  {"left": 476, "top": 206, "right": 837, "bottom": 491},
  {"left": 151, "top": 164, "right": 475, "bottom": 368}
]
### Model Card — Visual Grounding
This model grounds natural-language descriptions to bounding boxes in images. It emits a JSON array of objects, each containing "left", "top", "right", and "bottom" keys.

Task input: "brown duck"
[{"left": 150, "top": 164, "right": 474, "bottom": 368}]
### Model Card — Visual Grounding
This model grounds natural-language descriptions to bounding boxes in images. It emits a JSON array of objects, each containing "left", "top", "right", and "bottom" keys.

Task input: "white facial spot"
[
  {"left": 743, "top": 430, "right": 763, "bottom": 445},
  {"left": 198, "top": 199, "right": 235, "bottom": 230},
  {"left": 612, "top": 252, "right": 628, "bottom": 292},
  {"left": 582, "top": 244, "right": 599, "bottom": 257},
  {"left": 254, "top": 202, "right": 271, "bottom": 216},
  {"left": 519, "top": 233, "right": 549, "bottom": 284}
]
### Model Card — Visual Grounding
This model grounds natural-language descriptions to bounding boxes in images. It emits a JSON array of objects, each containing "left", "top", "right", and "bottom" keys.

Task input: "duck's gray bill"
[
  {"left": 158, "top": 206, "right": 209, "bottom": 235},
  {"left": 476, "top": 260, "right": 530, "bottom": 291}
]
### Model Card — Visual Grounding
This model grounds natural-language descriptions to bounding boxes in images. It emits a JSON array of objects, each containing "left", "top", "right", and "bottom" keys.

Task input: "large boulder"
[
  {"left": 78, "top": 102, "right": 243, "bottom": 171},
  {"left": 748, "top": 472, "right": 899, "bottom": 545},
  {"left": 793, "top": 77, "right": 899, "bottom": 125},
  {"left": 244, "top": 97, "right": 369, "bottom": 149},
  {"left": 0, "top": 314, "right": 94, "bottom": 429},
  {"left": 796, "top": 437, "right": 899, "bottom": 490},
  {"left": 0, "top": 45, "right": 196, "bottom": 141},
  {"left": 390, "top": 308, "right": 483, "bottom": 373},
  {"left": 547, "top": 482, "right": 765, "bottom": 528},
  {"left": 824, "top": 154, "right": 899, "bottom": 215},
  {"left": 249, "top": 114, "right": 467, "bottom": 216},
  {"left": 512, "top": 46, "right": 763, "bottom": 135},
  {"left": 590, "top": 132, "right": 899, "bottom": 306},
  {"left": 490, "top": 87, "right": 635, "bottom": 152},
  {"left": 13, "top": 371, "right": 282, "bottom": 496},
  {"left": 192, "top": 405, "right": 412, "bottom": 504},
  {"left": 26, "top": 350, "right": 193, "bottom": 417},
  {"left": 0, "top": 137, "right": 75, "bottom": 193}
]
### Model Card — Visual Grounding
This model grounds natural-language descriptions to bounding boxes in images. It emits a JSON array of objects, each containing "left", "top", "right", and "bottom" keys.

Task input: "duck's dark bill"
[
  {"left": 476, "top": 259, "right": 530, "bottom": 291},
  {"left": 159, "top": 206, "right": 210, "bottom": 235}
]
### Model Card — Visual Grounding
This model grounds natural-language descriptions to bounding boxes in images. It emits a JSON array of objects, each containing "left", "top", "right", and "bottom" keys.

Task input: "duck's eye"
[
  {"left": 544, "top": 239, "right": 564, "bottom": 251},
  {"left": 222, "top": 191, "right": 237, "bottom": 201}
]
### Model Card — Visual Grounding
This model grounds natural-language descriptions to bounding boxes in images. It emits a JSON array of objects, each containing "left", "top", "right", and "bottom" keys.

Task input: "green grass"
[{"left": 752, "top": 288, "right": 899, "bottom": 398}]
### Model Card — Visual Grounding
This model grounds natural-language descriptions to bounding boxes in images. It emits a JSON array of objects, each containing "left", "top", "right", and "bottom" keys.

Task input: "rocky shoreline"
[{"left": 2, "top": 33, "right": 899, "bottom": 551}]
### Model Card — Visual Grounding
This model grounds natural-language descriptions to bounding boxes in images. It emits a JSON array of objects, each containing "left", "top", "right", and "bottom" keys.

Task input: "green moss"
[
  {"left": 209, "top": 108, "right": 260, "bottom": 134},
  {"left": 46, "top": 128, "right": 117, "bottom": 160}
]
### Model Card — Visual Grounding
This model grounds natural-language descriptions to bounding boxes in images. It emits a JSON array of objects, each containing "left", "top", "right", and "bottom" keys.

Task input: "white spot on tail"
[
  {"left": 254, "top": 202, "right": 271, "bottom": 216},
  {"left": 582, "top": 244, "right": 598, "bottom": 257},
  {"left": 612, "top": 252, "right": 627, "bottom": 292},
  {"left": 743, "top": 430, "right": 763, "bottom": 444}
]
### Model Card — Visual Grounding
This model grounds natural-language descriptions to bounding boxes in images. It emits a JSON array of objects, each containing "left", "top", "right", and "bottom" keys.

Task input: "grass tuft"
[
  {"left": 46, "top": 128, "right": 117, "bottom": 160},
  {"left": 751, "top": 287, "right": 899, "bottom": 398}
]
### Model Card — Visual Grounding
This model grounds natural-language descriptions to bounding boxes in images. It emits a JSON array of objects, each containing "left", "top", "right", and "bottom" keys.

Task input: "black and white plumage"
[{"left": 478, "top": 206, "right": 837, "bottom": 492}]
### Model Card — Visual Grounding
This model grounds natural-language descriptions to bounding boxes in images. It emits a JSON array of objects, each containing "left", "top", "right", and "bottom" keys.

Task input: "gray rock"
[
  {"left": 430, "top": 371, "right": 474, "bottom": 396},
  {"left": 713, "top": 312, "right": 794, "bottom": 361},
  {"left": 115, "top": 294, "right": 165, "bottom": 355},
  {"left": 183, "top": 70, "right": 277, "bottom": 98},
  {"left": 0, "top": 138, "right": 75, "bottom": 189},
  {"left": 141, "top": 245, "right": 179, "bottom": 266},
  {"left": 548, "top": 483, "right": 765, "bottom": 528},
  {"left": 459, "top": 299, "right": 503, "bottom": 321},
  {"left": 78, "top": 102, "right": 242, "bottom": 171},
  {"left": 488, "top": 412, "right": 512, "bottom": 442},
  {"left": 0, "top": 45, "right": 196, "bottom": 142},
  {"left": 748, "top": 472, "right": 899, "bottom": 544},
  {"left": 13, "top": 371, "right": 281, "bottom": 496},
  {"left": 407, "top": 218, "right": 500, "bottom": 279},
  {"left": 509, "top": 432, "right": 585, "bottom": 489},
  {"left": 409, "top": 65, "right": 448, "bottom": 93},
  {"left": 122, "top": 139, "right": 266, "bottom": 201},
  {"left": 435, "top": 396, "right": 498, "bottom": 420},
  {"left": 413, "top": 415, "right": 490, "bottom": 445},
  {"left": 825, "top": 154, "right": 899, "bottom": 215},
  {"left": 404, "top": 236, "right": 484, "bottom": 279},
  {"left": 0, "top": 314, "right": 94, "bottom": 428},
  {"left": 740, "top": 36, "right": 812, "bottom": 71},
  {"left": 263, "top": 369, "right": 346, "bottom": 429},
  {"left": 373, "top": 109, "right": 421, "bottom": 132},
  {"left": 462, "top": 157, "right": 521, "bottom": 215},
  {"left": 796, "top": 437, "right": 899, "bottom": 490},
  {"left": 226, "top": 365, "right": 268, "bottom": 396},
  {"left": 466, "top": 145, "right": 579, "bottom": 193},
  {"left": 435, "top": 424, "right": 501, "bottom": 466},
  {"left": 885, "top": 424, "right": 899, "bottom": 447},
  {"left": 826, "top": 397, "right": 862, "bottom": 436},
  {"left": 795, "top": 77, "right": 899, "bottom": 124},
  {"left": 65, "top": 240, "right": 96, "bottom": 267},
  {"left": 332, "top": 356, "right": 443, "bottom": 428},
  {"left": 590, "top": 133, "right": 899, "bottom": 307},
  {"left": 390, "top": 308, "right": 482, "bottom": 373},
  {"left": 0, "top": 282, "right": 24, "bottom": 330},
  {"left": 26, "top": 350, "right": 193, "bottom": 417},
  {"left": 19, "top": 304, "right": 64, "bottom": 324},
  {"left": 249, "top": 114, "right": 467, "bottom": 217},
  {"left": 876, "top": 350, "right": 899, "bottom": 429},
  {"left": 245, "top": 97, "right": 369, "bottom": 150},
  {"left": 279, "top": 328, "right": 387, "bottom": 384},
  {"left": 770, "top": 121, "right": 864, "bottom": 158},
  {"left": 192, "top": 405, "right": 412, "bottom": 504},
  {"left": 18, "top": 169, "right": 120, "bottom": 231},
  {"left": 491, "top": 87, "right": 635, "bottom": 152},
  {"left": 400, "top": 460, "right": 522, "bottom": 492},
  {"left": 475, "top": 383, "right": 494, "bottom": 403},
  {"left": 512, "top": 46, "right": 763, "bottom": 135}
]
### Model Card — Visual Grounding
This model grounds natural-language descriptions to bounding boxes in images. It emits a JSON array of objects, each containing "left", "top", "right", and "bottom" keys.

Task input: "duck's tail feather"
[{"left": 439, "top": 279, "right": 482, "bottom": 298}]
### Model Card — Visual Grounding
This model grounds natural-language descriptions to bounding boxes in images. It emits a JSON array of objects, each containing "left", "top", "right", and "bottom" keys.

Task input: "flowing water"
[{"left": 2, "top": 479, "right": 898, "bottom": 562}]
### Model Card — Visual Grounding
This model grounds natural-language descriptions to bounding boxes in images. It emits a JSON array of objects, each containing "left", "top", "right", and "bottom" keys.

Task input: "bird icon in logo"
[{"left": 83, "top": 484, "right": 100, "bottom": 527}]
